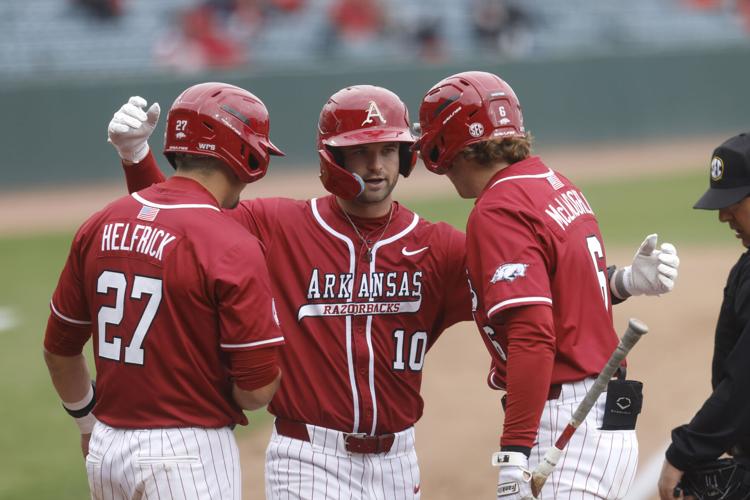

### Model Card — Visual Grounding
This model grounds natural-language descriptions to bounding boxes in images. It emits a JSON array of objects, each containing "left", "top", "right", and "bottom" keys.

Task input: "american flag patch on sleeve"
[
  {"left": 137, "top": 205, "right": 160, "bottom": 221},
  {"left": 547, "top": 173, "right": 564, "bottom": 190}
]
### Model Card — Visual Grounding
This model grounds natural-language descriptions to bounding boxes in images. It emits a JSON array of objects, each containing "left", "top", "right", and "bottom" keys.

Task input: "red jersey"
[
  {"left": 230, "top": 195, "right": 471, "bottom": 434},
  {"left": 46, "top": 176, "right": 284, "bottom": 428},
  {"left": 466, "top": 156, "right": 619, "bottom": 387},
  {"left": 122, "top": 154, "right": 472, "bottom": 434}
]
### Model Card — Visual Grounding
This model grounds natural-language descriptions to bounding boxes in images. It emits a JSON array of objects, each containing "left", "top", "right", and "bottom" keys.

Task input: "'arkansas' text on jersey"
[{"left": 299, "top": 269, "right": 423, "bottom": 320}]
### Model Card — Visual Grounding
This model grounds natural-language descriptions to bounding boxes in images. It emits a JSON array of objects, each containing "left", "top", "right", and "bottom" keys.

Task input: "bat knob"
[{"left": 628, "top": 318, "right": 648, "bottom": 336}]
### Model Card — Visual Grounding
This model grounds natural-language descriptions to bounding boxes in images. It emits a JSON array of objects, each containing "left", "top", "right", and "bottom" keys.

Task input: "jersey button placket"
[{"left": 352, "top": 316, "right": 373, "bottom": 432}]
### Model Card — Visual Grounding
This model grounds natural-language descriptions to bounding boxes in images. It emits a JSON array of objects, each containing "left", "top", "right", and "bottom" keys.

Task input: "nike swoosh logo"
[{"left": 401, "top": 246, "right": 429, "bottom": 256}]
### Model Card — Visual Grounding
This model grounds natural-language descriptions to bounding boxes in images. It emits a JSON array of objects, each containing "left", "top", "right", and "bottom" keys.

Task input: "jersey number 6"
[
  {"left": 585, "top": 235, "right": 609, "bottom": 310},
  {"left": 97, "top": 270, "right": 163, "bottom": 365}
]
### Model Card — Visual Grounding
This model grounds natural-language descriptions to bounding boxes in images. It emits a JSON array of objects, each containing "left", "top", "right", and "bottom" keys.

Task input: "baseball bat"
[{"left": 529, "top": 318, "right": 649, "bottom": 495}]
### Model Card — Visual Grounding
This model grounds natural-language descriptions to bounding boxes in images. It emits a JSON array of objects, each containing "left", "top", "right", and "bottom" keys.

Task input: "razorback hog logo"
[{"left": 490, "top": 263, "right": 528, "bottom": 284}]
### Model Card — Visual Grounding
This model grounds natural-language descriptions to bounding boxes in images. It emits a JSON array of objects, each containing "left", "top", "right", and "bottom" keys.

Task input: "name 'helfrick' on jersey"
[
  {"left": 298, "top": 269, "right": 423, "bottom": 320},
  {"left": 544, "top": 188, "right": 595, "bottom": 230},
  {"left": 100, "top": 222, "right": 177, "bottom": 261}
]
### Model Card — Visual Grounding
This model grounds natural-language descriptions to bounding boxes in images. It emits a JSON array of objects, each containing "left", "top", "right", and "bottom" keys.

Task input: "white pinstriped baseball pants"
[
  {"left": 265, "top": 422, "right": 421, "bottom": 500},
  {"left": 85, "top": 421, "right": 241, "bottom": 500},
  {"left": 529, "top": 378, "right": 639, "bottom": 499}
]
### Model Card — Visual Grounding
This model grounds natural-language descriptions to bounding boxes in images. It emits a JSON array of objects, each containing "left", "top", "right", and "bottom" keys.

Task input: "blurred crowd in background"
[{"left": 1, "top": 0, "right": 749, "bottom": 80}]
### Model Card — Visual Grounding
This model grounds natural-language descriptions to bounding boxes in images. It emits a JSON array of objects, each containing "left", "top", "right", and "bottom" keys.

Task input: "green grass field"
[
  {"left": 408, "top": 169, "right": 728, "bottom": 246},
  {"left": 0, "top": 168, "right": 732, "bottom": 499}
]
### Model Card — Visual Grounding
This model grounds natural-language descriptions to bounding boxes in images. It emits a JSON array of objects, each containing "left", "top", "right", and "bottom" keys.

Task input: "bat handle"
[
  {"left": 531, "top": 446, "right": 563, "bottom": 495},
  {"left": 570, "top": 318, "right": 648, "bottom": 424},
  {"left": 530, "top": 318, "right": 648, "bottom": 495}
]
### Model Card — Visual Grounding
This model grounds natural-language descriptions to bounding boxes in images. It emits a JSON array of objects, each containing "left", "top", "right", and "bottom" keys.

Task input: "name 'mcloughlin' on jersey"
[{"left": 544, "top": 188, "right": 595, "bottom": 231}]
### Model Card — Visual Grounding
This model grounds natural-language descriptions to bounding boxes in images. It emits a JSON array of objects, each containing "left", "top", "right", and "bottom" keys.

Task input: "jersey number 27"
[{"left": 97, "top": 270, "right": 162, "bottom": 365}]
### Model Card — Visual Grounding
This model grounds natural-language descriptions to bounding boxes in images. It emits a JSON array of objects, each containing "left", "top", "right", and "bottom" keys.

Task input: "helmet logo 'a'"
[
  {"left": 362, "top": 101, "right": 387, "bottom": 126},
  {"left": 711, "top": 156, "right": 724, "bottom": 181}
]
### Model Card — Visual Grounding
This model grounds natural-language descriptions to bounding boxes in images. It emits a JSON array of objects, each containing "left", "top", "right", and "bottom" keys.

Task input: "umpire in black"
[{"left": 658, "top": 133, "right": 750, "bottom": 499}]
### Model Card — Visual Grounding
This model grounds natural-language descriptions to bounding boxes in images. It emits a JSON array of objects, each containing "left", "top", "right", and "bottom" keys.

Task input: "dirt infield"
[{"left": 5, "top": 135, "right": 734, "bottom": 499}]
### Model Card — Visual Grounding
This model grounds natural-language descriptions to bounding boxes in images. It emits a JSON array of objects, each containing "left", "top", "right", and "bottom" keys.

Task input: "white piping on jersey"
[
  {"left": 487, "top": 296, "right": 552, "bottom": 317},
  {"left": 220, "top": 336, "right": 284, "bottom": 349},
  {"left": 488, "top": 370, "right": 504, "bottom": 390},
  {"left": 50, "top": 300, "right": 91, "bottom": 325},
  {"left": 311, "top": 198, "right": 361, "bottom": 433},
  {"left": 489, "top": 168, "right": 555, "bottom": 189},
  {"left": 367, "top": 213, "right": 420, "bottom": 434},
  {"left": 131, "top": 192, "right": 221, "bottom": 212}
]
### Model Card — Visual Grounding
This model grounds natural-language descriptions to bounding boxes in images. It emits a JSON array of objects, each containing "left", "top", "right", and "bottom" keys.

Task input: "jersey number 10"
[{"left": 392, "top": 329, "right": 428, "bottom": 372}]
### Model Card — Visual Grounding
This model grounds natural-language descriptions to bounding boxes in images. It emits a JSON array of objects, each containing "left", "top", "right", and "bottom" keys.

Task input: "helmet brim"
[
  {"left": 266, "top": 139, "right": 285, "bottom": 157},
  {"left": 323, "top": 127, "right": 414, "bottom": 147}
]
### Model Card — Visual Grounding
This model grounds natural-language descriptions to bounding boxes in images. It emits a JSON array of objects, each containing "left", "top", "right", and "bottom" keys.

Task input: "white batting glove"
[
  {"left": 107, "top": 96, "right": 160, "bottom": 163},
  {"left": 492, "top": 451, "right": 537, "bottom": 500},
  {"left": 611, "top": 234, "right": 680, "bottom": 299}
]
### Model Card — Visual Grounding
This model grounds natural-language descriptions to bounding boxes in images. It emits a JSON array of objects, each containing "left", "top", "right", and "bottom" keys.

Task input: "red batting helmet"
[
  {"left": 163, "top": 82, "right": 284, "bottom": 183},
  {"left": 317, "top": 85, "right": 417, "bottom": 200},
  {"left": 414, "top": 71, "right": 525, "bottom": 174}
]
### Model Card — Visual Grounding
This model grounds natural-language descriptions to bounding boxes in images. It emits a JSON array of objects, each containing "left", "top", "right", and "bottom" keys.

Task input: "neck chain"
[{"left": 341, "top": 205, "right": 394, "bottom": 262}]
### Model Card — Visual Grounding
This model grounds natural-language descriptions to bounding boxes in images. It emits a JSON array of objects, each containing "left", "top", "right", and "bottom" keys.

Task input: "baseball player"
[
  {"left": 109, "top": 84, "right": 677, "bottom": 499},
  {"left": 111, "top": 84, "right": 471, "bottom": 499},
  {"left": 414, "top": 71, "right": 680, "bottom": 499},
  {"left": 657, "top": 133, "right": 750, "bottom": 500},
  {"left": 43, "top": 83, "right": 285, "bottom": 500}
]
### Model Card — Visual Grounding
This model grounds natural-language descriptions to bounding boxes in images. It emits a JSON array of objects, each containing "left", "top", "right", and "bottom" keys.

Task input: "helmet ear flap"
[
  {"left": 318, "top": 148, "right": 365, "bottom": 200},
  {"left": 399, "top": 143, "right": 417, "bottom": 178}
]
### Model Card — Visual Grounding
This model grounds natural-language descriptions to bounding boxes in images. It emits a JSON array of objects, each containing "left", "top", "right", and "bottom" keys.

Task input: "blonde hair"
[{"left": 460, "top": 134, "right": 533, "bottom": 166}]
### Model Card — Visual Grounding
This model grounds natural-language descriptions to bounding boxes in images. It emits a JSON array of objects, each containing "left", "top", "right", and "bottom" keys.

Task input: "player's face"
[
  {"left": 340, "top": 142, "right": 400, "bottom": 204},
  {"left": 719, "top": 196, "right": 750, "bottom": 247}
]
